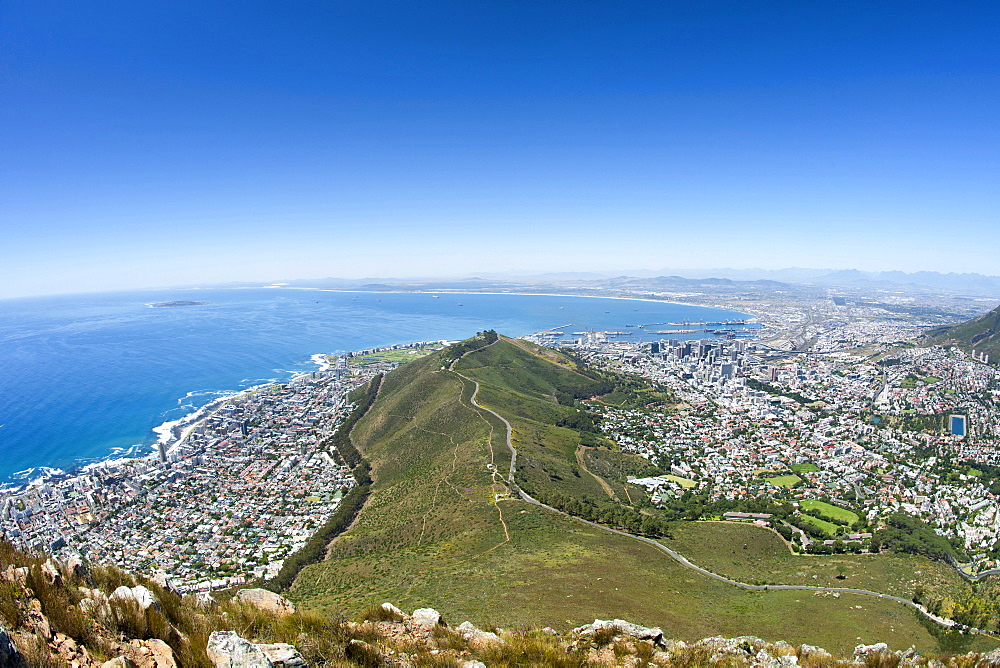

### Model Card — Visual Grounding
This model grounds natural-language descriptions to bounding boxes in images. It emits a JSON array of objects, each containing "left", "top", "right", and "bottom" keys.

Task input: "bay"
[{"left": 0, "top": 288, "right": 752, "bottom": 484}]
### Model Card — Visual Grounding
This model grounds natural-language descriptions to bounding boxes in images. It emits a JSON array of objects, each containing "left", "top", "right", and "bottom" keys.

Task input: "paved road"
[
  {"left": 447, "top": 344, "right": 969, "bottom": 634},
  {"left": 450, "top": 363, "right": 517, "bottom": 485},
  {"left": 511, "top": 488, "right": 969, "bottom": 631}
]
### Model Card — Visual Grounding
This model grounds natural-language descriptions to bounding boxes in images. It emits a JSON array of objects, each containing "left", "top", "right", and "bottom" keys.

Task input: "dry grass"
[
  {"left": 864, "top": 652, "right": 902, "bottom": 668},
  {"left": 18, "top": 634, "right": 63, "bottom": 668},
  {"left": 24, "top": 564, "right": 100, "bottom": 649},
  {"left": 591, "top": 624, "right": 620, "bottom": 647},
  {"left": 0, "top": 579, "right": 23, "bottom": 628},
  {"left": 357, "top": 602, "right": 405, "bottom": 623},
  {"left": 344, "top": 638, "right": 385, "bottom": 667},
  {"left": 476, "top": 631, "right": 588, "bottom": 667}
]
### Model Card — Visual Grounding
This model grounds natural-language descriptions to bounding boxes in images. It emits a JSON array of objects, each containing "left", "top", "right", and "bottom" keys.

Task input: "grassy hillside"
[
  {"left": 289, "top": 334, "right": 963, "bottom": 653},
  {"left": 927, "top": 304, "right": 1000, "bottom": 363}
]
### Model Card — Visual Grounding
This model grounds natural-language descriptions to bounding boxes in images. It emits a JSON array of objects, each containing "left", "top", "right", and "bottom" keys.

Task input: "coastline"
[
  {"left": 1, "top": 359, "right": 329, "bottom": 493},
  {"left": 0, "top": 290, "right": 762, "bottom": 489},
  {"left": 265, "top": 285, "right": 760, "bottom": 317}
]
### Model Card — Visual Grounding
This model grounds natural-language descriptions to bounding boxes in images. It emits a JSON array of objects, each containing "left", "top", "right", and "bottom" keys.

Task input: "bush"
[
  {"left": 477, "top": 632, "right": 587, "bottom": 667},
  {"left": 591, "top": 625, "right": 620, "bottom": 647},
  {"left": 0, "top": 579, "right": 23, "bottom": 627},
  {"left": 25, "top": 565, "right": 99, "bottom": 649},
  {"left": 357, "top": 603, "right": 404, "bottom": 623},
  {"left": 344, "top": 638, "right": 384, "bottom": 667}
]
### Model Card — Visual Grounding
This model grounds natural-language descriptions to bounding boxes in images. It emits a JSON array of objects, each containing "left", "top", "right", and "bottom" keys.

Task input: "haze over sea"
[{"left": 0, "top": 288, "right": 751, "bottom": 484}]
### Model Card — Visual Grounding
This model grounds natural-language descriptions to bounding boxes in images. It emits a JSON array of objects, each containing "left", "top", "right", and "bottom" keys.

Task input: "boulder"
[
  {"left": 136, "top": 639, "right": 177, "bottom": 668},
  {"left": 233, "top": 589, "right": 296, "bottom": 616},
  {"left": 63, "top": 554, "right": 89, "bottom": 578},
  {"left": 54, "top": 632, "right": 78, "bottom": 655},
  {"left": 102, "top": 657, "right": 139, "bottom": 668},
  {"left": 258, "top": 643, "right": 307, "bottom": 666},
  {"left": 80, "top": 587, "right": 112, "bottom": 617},
  {"left": 573, "top": 619, "right": 663, "bottom": 645},
  {"left": 411, "top": 607, "right": 446, "bottom": 628},
  {"left": 8, "top": 566, "right": 29, "bottom": 586},
  {"left": 755, "top": 649, "right": 799, "bottom": 667},
  {"left": 696, "top": 636, "right": 766, "bottom": 653},
  {"left": 1, "top": 624, "right": 27, "bottom": 668},
  {"left": 380, "top": 602, "right": 406, "bottom": 618},
  {"left": 798, "top": 644, "right": 832, "bottom": 661},
  {"left": 205, "top": 632, "right": 305, "bottom": 668},
  {"left": 41, "top": 559, "right": 63, "bottom": 585},
  {"left": 206, "top": 631, "right": 271, "bottom": 668},
  {"left": 852, "top": 642, "right": 890, "bottom": 663},
  {"left": 456, "top": 621, "right": 503, "bottom": 644},
  {"left": 194, "top": 592, "right": 218, "bottom": 609},
  {"left": 112, "top": 585, "right": 159, "bottom": 611},
  {"left": 150, "top": 571, "right": 179, "bottom": 595},
  {"left": 26, "top": 599, "right": 52, "bottom": 640}
]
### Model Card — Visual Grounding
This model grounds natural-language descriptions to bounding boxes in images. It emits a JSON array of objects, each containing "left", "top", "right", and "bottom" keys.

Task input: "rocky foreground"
[{"left": 3, "top": 546, "right": 1000, "bottom": 666}]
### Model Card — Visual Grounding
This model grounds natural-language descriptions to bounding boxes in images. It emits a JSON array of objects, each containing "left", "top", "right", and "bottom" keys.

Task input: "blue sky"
[{"left": 2, "top": 1, "right": 997, "bottom": 298}]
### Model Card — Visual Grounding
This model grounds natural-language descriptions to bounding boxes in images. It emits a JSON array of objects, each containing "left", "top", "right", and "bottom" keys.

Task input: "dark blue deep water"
[{"left": 0, "top": 288, "right": 750, "bottom": 483}]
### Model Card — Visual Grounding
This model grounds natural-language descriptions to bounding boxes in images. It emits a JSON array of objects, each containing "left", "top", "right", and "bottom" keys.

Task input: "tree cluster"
[
  {"left": 528, "top": 488, "right": 673, "bottom": 538},
  {"left": 874, "top": 511, "right": 965, "bottom": 562}
]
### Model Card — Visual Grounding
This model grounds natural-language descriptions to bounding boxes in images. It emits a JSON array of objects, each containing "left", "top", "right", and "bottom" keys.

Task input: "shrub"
[
  {"left": 591, "top": 625, "right": 620, "bottom": 647},
  {"left": 0, "top": 579, "right": 23, "bottom": 627},
  {"left": 25, "top": 565, "right": 98, "bottom": 648},
  {"left": 357, "top": 603, "right": 404, "bottom": 623},
  {"left": 89, "top": 564, "right": 136, "bottom": 593},
  {"left": 344, "top": 638, "right": 384, "bottom": 667},
  {"left": 477, "top": 632, "right": 587, "bottom": 667}
]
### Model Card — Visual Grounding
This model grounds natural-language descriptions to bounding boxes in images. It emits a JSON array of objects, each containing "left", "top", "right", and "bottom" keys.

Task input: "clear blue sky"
[{"left": 2, "top": 1, "right": 997, "bottom": 298}]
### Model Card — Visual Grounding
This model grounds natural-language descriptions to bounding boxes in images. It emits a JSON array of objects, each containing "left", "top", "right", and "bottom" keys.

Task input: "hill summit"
[{"left": 288, "top": 333, "right": 961, "bottom": 653}]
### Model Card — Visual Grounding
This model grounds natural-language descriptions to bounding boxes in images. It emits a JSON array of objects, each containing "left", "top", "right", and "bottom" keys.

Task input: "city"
[
  {"left": 529, "top": 301, "right": 1000, "bottom": 575},
  {"left": 0, "top": 341, "right": 445, "bottom": 593},
  {"left": 3, "top": 295, "right": 999, "bottom": 594}
]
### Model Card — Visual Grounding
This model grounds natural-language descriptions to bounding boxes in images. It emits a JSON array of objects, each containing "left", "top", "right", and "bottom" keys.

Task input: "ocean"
[{"left": 0, "top": 288, "right": 752, "bottom": 484}]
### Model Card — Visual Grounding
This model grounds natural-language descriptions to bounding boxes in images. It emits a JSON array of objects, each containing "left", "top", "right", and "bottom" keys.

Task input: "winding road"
[{"left": 447, "top": 343, "right": 973, "bottom": 635}]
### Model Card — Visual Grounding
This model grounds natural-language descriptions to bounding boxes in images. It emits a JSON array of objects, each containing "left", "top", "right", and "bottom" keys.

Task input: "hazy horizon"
[
  {"left": 3, "top": 1, "right": 997, "bottom": 299},
  {"left": 4, "top": 265, "right": 1000, "bottom": 302}
]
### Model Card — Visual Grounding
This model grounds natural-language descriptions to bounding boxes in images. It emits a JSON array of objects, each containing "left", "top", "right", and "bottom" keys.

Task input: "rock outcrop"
[
  {"left": 456, "top": 621, "right": 503, "bottom": 645},
  {"left": 206, "top": 631, "right": 271, "bottom": 667},
  {"left": 130, "top": 638, "right": 177, "bottom": 668},
  {"left": 111, "top": 585, "right": 159, "bottom": 611},
  {"left": 411, "top": 607, "right": 446, "bottom": 628},
  {"left": 573, "top": 618, "right": 664, "bottom": 644},
  {"left": 232, "top": 588, "right": 296, "bottom": 616},
  {"left": 206, "top": 630, "right": 306, "bottom": 667},
  {"left": 1, "top": 624, "right": 27, "bottom": 668}
]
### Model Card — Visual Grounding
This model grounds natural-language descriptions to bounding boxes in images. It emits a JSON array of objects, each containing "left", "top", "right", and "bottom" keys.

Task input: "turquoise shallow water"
[{"left": 0, "top": 288, "right": 751, "bottom": 484}]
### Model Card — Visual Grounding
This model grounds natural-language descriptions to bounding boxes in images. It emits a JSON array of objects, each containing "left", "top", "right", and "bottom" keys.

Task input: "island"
[{"left": 146, "top": 300, "right": 209, "bottom": 308}]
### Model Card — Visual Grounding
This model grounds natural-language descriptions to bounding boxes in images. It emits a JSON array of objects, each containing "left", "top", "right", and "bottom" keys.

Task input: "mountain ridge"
[
  {"left": 926, "top": 304, "right": 1000, "bottom": 364},
  {"left": 287, "top": 334, "right": 965, "bottom": 653}
]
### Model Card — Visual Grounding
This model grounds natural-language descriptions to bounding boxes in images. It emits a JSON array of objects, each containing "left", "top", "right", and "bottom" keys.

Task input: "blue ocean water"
[{"left": 0, "top": 288, "right": 751, "bottom": 484}]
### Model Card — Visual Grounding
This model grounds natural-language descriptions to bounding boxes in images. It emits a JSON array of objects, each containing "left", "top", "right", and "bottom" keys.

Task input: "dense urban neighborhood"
[
  {"left": 540, "top": 307, "right": 1000, "bottom": 575},
  {"left": 3, "top": 294, "right": 1000, "bottom": 595},
  {"left": 0, "top": 343, "right": 443, "bottom": 592}
]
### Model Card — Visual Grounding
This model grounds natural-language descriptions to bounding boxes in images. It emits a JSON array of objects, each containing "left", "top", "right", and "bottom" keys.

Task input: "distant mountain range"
[
  {"left": 279, "top": 269, "right": 1000, "bottom": 296},
  {"left": 619, "top": 269, "right": 1000, "bottom": 294}
]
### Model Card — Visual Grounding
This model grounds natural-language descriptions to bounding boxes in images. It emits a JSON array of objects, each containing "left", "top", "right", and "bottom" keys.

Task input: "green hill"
[
  {"left": 287, "top": 334, "right": 963, "bottom": 653},
  {"left": 926, "top": 304, "right": 1000, "bottom": 364}
]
